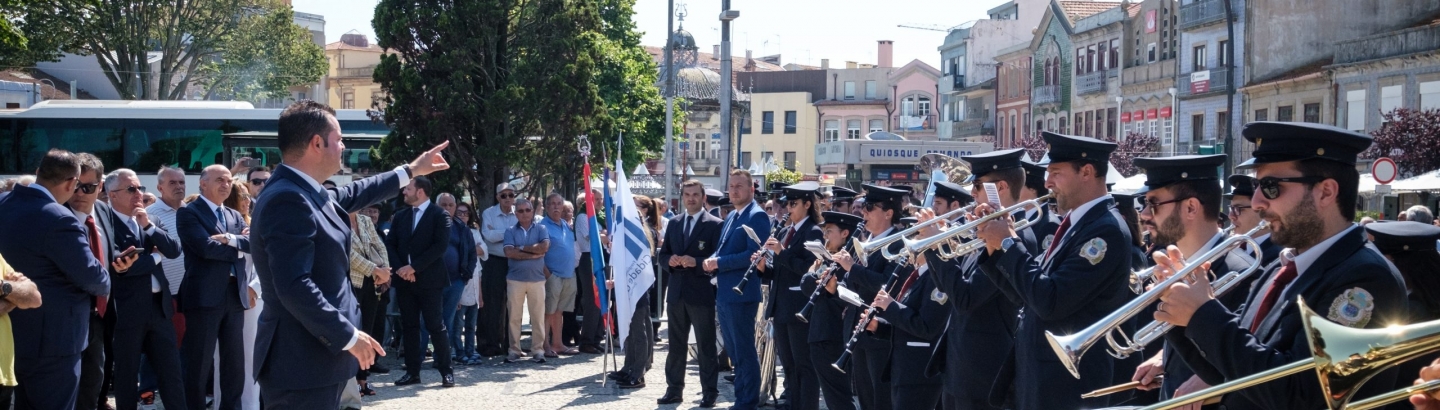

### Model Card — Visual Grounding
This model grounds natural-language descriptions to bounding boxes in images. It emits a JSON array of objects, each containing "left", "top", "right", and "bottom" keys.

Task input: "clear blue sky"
[{"left": 291, "top": 0, "right": 994, "bottom": 70}]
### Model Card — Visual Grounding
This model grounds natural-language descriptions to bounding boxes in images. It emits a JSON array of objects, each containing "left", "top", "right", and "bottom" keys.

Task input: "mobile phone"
[{"left": 117, "top": 247, "right": 140, "bottom": 260}]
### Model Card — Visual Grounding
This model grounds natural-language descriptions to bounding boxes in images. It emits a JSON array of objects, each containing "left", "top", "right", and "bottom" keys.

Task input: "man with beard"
[
  {"left": 1151, "top": 122, "right": 1407, "bottom": 410},
  {"left": 1126, "top": 154, "right": 1257, "bottom": 404},
  {"left": 970, "top": 132, "right": 1133, "bottom": 410},
  {"left": 1225, "top": 175, "right": 1281, "bottom": 267}
]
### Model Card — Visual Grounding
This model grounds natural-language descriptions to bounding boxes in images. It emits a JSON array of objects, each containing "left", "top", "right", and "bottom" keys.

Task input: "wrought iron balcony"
[
  {"left": 1178, "top": 0, "right": 1227, "bottom": 31},
  {"left": 1176, "top": 66, "right": 1231, "bottom": 98},
  {"left": 1075, "top": 70, "right": 1108, "bottom": 95},
  {"left": 1033, "top": 84, "right": 1060, "bottom": 105}
]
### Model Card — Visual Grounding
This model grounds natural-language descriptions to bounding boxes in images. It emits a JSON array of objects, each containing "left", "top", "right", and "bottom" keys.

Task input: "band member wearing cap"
[
  {"left": 755, "top": 182, "right": 824, "bottom": 410},
  {"left": 963, "top": 149, "right": 1043, "bottom": 256},
  {"left": 1021, "top": 158, "right": 1060, "bottom": 255},
  {"left": 831, "top": 187, "right": 858, "bottom": 215},
  {"left": 802, "top": 211, "right": 864, "bottom": 410},
  {"left": 1365, "top": 221, "right": 1440, "bottom": 395},
  {"left": 1127, "top": 154, "right": 1257, "bottom": 403},
  {"left": 1153, "top": 122, "right": 1406, "bottom": 410},
  {"left": 706, "top": 189, "right": 725, "bottom": 218},
  {"left": 872, "top": 227, "right": 951, "bottom": 410},
  {"left": 1225, "top": 174, "right": 1281, "bottom": 267},
  {"left": 702, "top": 169, "right": 773, "bottom": 410},
  {"left": 972, "top": 132, "right": 1135, "bottom": 410},
  {"left": 830, "top": 184, "right": 908, "bottom": 410},
  {"left": 657, "top": 180, "right": 724, "bottom": 406},
  {"left": 916, "top": 182, "right": 1018, "bottom": 410}
]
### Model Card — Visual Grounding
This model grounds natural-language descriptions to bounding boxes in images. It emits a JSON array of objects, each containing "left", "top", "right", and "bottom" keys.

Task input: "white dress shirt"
[{"left": 147, "top": 200, "right": 187, "bottom": 295}]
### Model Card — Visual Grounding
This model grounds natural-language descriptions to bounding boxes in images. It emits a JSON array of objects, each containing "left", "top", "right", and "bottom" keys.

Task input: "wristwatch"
[
  {"left": 999, "top": 237, "right": 1016, "bottom": 250},
  {"left": 401, "top": 164, "right": 413, "bottom": 176},
  {"left": 0, "top": 280, "right": 12, "bottom": 298}
]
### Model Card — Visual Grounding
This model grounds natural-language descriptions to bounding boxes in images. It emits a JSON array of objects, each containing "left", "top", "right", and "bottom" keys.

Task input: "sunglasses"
[
  {"left": 863, "top": 202, "right": 884, "bottom": 212},
  {"left": 1228, "top": 204, "right": 1252, "bottom": 215},
  {"left": 120, "top": 186, "right": 146, "bottom": 194},
  {"left": 250, "top": 178, "right": 268, "bottom": 185},
  {"left": 1253, "top": 176, "right": 1326, "bottom": 200},
  {"left": 500, "top": 193, "right": 517, "bottom": 199},
  {"left": 75, "top": 182, "right": 100, "bottom": 194},
  {"left": 1142, "top": 196, "right": 1190, "bottom": 211},
  {"left": 787, "top": 199, "right": 806, "bottom": 207}
]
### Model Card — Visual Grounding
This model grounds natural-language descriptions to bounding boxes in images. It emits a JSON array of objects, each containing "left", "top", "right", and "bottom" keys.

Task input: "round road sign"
[{"left": 1373, "top": 157, "right": 1398, "bottom": 185}]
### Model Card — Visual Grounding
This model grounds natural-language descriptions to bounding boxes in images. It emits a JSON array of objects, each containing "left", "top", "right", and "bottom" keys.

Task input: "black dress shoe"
[
  {"left": 579, "top": 345, "right": 603, "bottom": 354},
  {"left": 441, "top": 374, "right": 456, "bottom": 388},
  {"left": 724, "top": 374, "right": 736, "bottom": 382},
  {"left": 368, "top": 363, "right": 391, "bottom": 374},
  {"left": 700, "top": 396, "right": 717, "bottom": 408},
  {"left": 657, "top": 393, "right": 683, "bottom": 404},
  {"left": 618, "top": 377, "right": 645, "bottom": 389},
  {"left": 393, "top": 374, "right": 422, "bottom": 386},
  {"left": 606, "top": 371, "right": 624, "bottom": 380}
]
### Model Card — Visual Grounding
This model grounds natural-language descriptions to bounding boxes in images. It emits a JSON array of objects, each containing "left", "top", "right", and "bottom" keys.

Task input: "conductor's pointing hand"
[{"left": 408, "top": 141, "right": 452, "bottom": 176}]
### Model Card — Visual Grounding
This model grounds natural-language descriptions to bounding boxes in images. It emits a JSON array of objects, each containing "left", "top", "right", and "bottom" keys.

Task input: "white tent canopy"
[
  {"left": 1109, "top": 173, "right": 1148, "bottom": 195},
  {"left": 1358, "top": 170, "right": 1440, "bottom": 193}
]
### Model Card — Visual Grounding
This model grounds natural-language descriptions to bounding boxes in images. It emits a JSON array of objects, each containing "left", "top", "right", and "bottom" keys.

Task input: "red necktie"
[
  {"left": 85, "top": 215, "right": 107, "bottom": 318},
  {"left": 1043, "top": 215, "right": 1072, "bottom": 261},
  {"left": 1249, "top": 260, "right": 1298, "bottom": 332},
  {"left": 896, "top": 268, "right": 921, "bottom": 301},
  {"left": 783, "top": 226, "right": 797, "bottom": 246}
]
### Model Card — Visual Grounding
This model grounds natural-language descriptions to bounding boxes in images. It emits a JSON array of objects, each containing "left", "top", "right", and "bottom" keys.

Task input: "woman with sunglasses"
[
  {"left": 829, "top": 183, "right": 908, "bottom": 410},
  {"left": 753, "top": 182, "right": 824, "bottom": 410}
]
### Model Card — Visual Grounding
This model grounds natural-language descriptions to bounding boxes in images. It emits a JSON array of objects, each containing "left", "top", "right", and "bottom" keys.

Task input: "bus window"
[
  {"left": 14, "top": 119, "right": 123, "bottom": 174},
  {"left": 343, "top": 148, "right": 373, "bottom": 175},
  {"left": 125, "top": 119, "right": 227, "bottom": 173},
  {"left": 232, "top": 147, "right": 281, "bottom": 168}
]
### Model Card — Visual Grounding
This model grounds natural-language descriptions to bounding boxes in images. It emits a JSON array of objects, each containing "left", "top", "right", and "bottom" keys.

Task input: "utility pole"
[
  {"left": 719, "top": 3, "right": 739, "bottom": 176},
  {"left": 1222, "top": 0, "right": 1237, "bottom": 191},
  {"left": 664, "top": 0, "right": 675, "bottom": 207}
]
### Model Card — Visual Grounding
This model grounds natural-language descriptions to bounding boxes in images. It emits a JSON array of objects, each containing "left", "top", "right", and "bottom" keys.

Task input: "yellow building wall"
[{"left": 744, "top": 92, "right": 818, "bottom": 174}]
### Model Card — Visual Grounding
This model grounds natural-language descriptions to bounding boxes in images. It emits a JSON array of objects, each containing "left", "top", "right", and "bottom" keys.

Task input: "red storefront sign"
[
  {"left": 1160, "top": 107, "right": 1172, "bottom": 118},
  {"left": 1121, "top": 112, "right": 1132, "bottom": 123},
  {"left": 1146, "top": 109, "right": 1158, "bottom": 120},
  {"left": 1133, "top": 110, "right": 1145, "bottom": 121}
]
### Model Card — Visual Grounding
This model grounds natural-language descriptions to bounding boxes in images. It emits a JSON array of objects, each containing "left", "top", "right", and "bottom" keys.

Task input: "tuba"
[
  {"left": 917, "top": 153, "right": 974, "bottom": 186},
  {"left": 755, "top": 283, "right": 778, "bottom": 405}
]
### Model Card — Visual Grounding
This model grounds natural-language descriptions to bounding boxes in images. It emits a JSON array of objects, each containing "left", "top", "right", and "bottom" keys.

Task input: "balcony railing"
[
  {"left": 1178, "top": 0, "right": 1227, "bottom": 31},
  {"left": 1177, "top": 66, "right": 1231, "bottom": 98},
  {"left": 1033, "top": 84, "right": 1060, "bottom": 105},
  {"left": 1334, "top": 23, "right": 1440, "bottom": 65},
  {"left": 1122, "top": 62, "right": 1177, "bottom": 85},
  {"left": 337, "top": 65, "right": 377, "bottom": 78},
  {"left": 953, "top": 117, "right": 995, "bottom": 138},
  {"left": 1075, "top": 70, "right": 1108, "bottom": 95},
  {"left": 893, "top": 114, "right": 937, "bottom": 132}
]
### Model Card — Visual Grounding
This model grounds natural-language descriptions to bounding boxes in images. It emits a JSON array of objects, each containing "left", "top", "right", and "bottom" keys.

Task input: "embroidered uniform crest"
[
  {"left": 1080, "top": 238, "right": 1107, "bottom": 265},
  {"left": 931, "top": 288, "right": 948, "bottom": 305},
  {"left": 1328, "top": 287, "right": 1375, "bottom": 328},
  {"left": 1043, "top": 234, "right": 1055, "bottom": 251},
  {"left": 698, "top": 241, "right": 707, "bottom": 251}
]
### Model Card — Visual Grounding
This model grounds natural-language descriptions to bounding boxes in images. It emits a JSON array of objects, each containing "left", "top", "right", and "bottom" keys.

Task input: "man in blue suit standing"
[
  {"left": 702, "top": 169, "right": 771, "bottom": 410},
  {"left": 177, "top": 164, "right": 251, "bottom": 410},
  {"left": 250, "top": 100, "right": 450, "bottom": 409},
  {"left": 0, "top": 149, "right": 112, "bottom": 410}
]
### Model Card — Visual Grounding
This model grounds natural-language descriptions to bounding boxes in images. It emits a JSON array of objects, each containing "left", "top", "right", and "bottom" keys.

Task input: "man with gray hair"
[
  {"left": 147, "top": 166, "right": 189, "bottom": 298},
  {"left": 176, "top": 164, "right": 253, "bottom": 410},
  {"left": 1402, "top": 205, "right": 1435, "bottom": 225},
  {"left": 503, "top": 197, "right": 549, "bottom": 363}
]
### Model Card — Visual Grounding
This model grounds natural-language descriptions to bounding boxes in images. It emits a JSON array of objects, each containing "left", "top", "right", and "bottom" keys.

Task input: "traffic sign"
[{"left": 1373, "top": 157, "right": 1398, "bottom": 185}]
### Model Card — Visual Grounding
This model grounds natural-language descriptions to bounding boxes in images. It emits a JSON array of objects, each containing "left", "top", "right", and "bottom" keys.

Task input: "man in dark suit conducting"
[
  {"left": 177, "top": 164, "right": 252, "bottom": 410},
  {"left": 657, "top": 180, "right": 723, "bottom": 407},
  {"left": 702, "top": 169, "right": 772, "bottom": 410},
  {"left": 0, "top": 149, "right": 112, "bottom": 410},
  {"left": 105, "top": 168, "right": 187, "bottom": 410},
  {"left": 386, "top": 176, "right": 456, "bottom": 388},
  {"left": 250, "top": 100, "right": 450, "bottom": 408}
]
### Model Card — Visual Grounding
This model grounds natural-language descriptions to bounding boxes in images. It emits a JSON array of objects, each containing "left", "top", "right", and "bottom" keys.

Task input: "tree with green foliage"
[
  {"left": 14, "top": 0, "right": 323, "bottom": 101},
  {"left": 196, "top": 2, "right": 327, "bottom": 102},
  {"left": 372, "top": 0, "right": 667, "bottom": 208}
]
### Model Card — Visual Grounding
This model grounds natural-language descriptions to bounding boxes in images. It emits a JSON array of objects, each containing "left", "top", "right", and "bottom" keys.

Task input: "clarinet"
[
  {"left": 832, "top": 251, "right": 909, "bottom": 373},
  {"left": 795, "top": 223, "right": 866, "bottom": 323},
  {"left": 734, "top": 217, "right": 789, "bottom": 295}
]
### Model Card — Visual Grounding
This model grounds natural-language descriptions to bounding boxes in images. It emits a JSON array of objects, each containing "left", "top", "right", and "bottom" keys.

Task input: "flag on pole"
[
  {"left": 583, "top": 163, "right": 610, "bottom": 324},
  {"left": 609, "top": 158, "right": 656, "bottom": 347}
]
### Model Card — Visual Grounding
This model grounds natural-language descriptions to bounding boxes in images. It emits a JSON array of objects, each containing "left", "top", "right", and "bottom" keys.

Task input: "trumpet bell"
[{"left": 1046, "top": 330, "right": 1089, "bottom": 379}]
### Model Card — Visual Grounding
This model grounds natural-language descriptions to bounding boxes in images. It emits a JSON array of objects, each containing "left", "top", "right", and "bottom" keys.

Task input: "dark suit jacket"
[
  {"left": 385, "top": 203, "right": 451, "bottom": 290},
  {"left": 978, "top": 198, "right": 1133, "bottom": 410},
  {"left": 177, "top": 199, "right": 252, "bottom": 311},
  {"left": 761, "top": 218, "right": 822, "bottom": 325},
  {"left": 251, "top": 165, "right": 403, "bottom": 390},
  {"left": 877, "top": 266, "right": 949, "bottom": 387},
  {"left": 1165, "top": 227, "right": 1406, "bottom": 410},
  {"left": 924, "top": 246, "right": 1019, "bottom": 405},
  {"left": 842, "top": 235, "right": 903, "bottom": 350},
  {"left": 106, "top": 206, "right": 183, "bottom": 323},
  {"left": 1160, "top": 232, "right": 1258, "bottom": 400},
  {"left": 658, "top": 211, "right": 721, "bottom": 306},
  {"left": 712, "top": 201, "right": 771, "bottom": 304},
  {"left": 0, "top": 184, "right": 110, "bottom": 357},
  {"left": 800, "top": 258, "right": 849, "bottom": 344}
]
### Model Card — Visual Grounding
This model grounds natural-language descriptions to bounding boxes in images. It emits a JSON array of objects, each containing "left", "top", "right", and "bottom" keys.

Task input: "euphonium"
[
  {"left": 902, "top": 194, "right": 1053, "bottom": 260},
  {"left": 1098, "top": 297, "right": 1440, "bottom": 410},
  {"left": 1044, "top": 221, "right": 1268, "bottom": 378},
  {"left": 851, "top": 203, "right": 975, "bottom": 262}
]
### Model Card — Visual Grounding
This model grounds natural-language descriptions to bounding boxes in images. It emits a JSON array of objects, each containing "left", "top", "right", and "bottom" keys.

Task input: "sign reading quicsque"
[{"left": 859, "top": 143, "right": 988, "bottom": 163}]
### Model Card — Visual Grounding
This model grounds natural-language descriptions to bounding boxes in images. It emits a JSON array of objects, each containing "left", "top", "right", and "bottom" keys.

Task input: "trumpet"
[
  {"left": 796, "top": 222, "right": 866, "bottom": 323},
  {"left": 1045, "top": 221, "right": 1269, "bottom": 378},
  {"left": 851, "top": 204, "right": 975, "bottom": 262},
  {"left": 832, "top": 253, "right": 909, "bottom": 373},
  {"left": 1109, "top": 297, "right": 1440, "bottom": 410},
  {"left": 902, "top": 194, "right": 1053, "bottom": 260},
  {"left": 1106, "top": 243, "right": 1266, "bottom": 359}
]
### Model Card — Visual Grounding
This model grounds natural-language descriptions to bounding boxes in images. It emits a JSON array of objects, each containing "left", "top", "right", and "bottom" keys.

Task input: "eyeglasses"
[
  {"left": 1254, "top": 176, "right": 1327, "bottom": 200},
  {"left": 516, "top": 208, "right": 533, "bottom": 213},
  {"left": 75, "top": 182, "right": 100, "bottom": 194},
  {"left": 1228, "top": 205, "right": 1252, "bottom": 215},
  {"left": 250, "top": 178, "right": 267, "bottom": 185},
  {"left": 121, "top": 186, "right": 146, "bottom": 194},
  {"left": 1142, "top": 196, "right": 1190, "bottom": 211},
  {"left": 499, "top": 193, "right": 516, "bottom": 199}
]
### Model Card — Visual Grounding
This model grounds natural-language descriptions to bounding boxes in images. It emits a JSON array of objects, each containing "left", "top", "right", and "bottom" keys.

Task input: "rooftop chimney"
[
  {"left": 821, "top": 59, "right": 830, "bottom": 69},
  {"left": 746, "top": 49, "right": 752, "bottom": 61},
  {"left": 877, "top": 40, "right": 894, "bottom": 68},
  {"left": 846, "top": 61, "right": 858, "bottom": 69},
  {"left": 340, "top": 33, "right": 369, "bottom": 48}
]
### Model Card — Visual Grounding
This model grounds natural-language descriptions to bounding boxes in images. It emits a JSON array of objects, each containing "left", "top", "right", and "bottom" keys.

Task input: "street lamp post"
[
  {"left": 719, "top": 5, "right": 739, "bottom": 176},
  {"left": 1167, "top": 87, "right": 1178, "bottom": 156},
  {"left": 1114, "top": 96, "right": 1123, "bottom": 143}
]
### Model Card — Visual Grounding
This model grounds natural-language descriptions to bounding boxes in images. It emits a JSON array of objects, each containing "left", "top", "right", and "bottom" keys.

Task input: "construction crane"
[{"left": 896, "top": 23, "right": 948, "bottom": 32}]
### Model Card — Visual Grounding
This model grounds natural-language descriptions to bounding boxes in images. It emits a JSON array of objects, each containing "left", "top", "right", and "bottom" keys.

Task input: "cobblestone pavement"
[{"left": 363, "top": 324, "right": 748, "bottom": 410}]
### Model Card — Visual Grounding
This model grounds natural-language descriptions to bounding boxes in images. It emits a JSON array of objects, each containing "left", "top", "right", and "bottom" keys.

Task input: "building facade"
[
  {"left": 1174, "top": 0, "right": 1244, "bottom": 158},
  {"left": 1068, "top": 4, "right": 1134, "bottom": 141},
  {"left": 1119, "top": 0, "right": 1179, "bottom": 153},
  {"left": 325, "top": 33, "right": 391, "bottom": 110},
  {"left": 1331, "top": 22, "right": 1440, "bottom": 133},
  {"left": 995, "top": 43, "right": 1033, "bottom": 148},
  {"left": 741, "top": 91, "right": 820, "bottom": 172}
]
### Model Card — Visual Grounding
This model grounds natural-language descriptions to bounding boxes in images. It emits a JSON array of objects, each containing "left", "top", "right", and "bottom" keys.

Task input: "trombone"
[
  {"left": 851, "top": 204, "right": 975, "bottom": 262},
  {"left": 1103, "top": 297, "right": 1440, "bottom": 410},
  {"left": 902, "top": 194, "right": 1053, "bottom": 260},
  {"left": 1045, "top": 221, "right": 1269, "bottom": 378}
]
